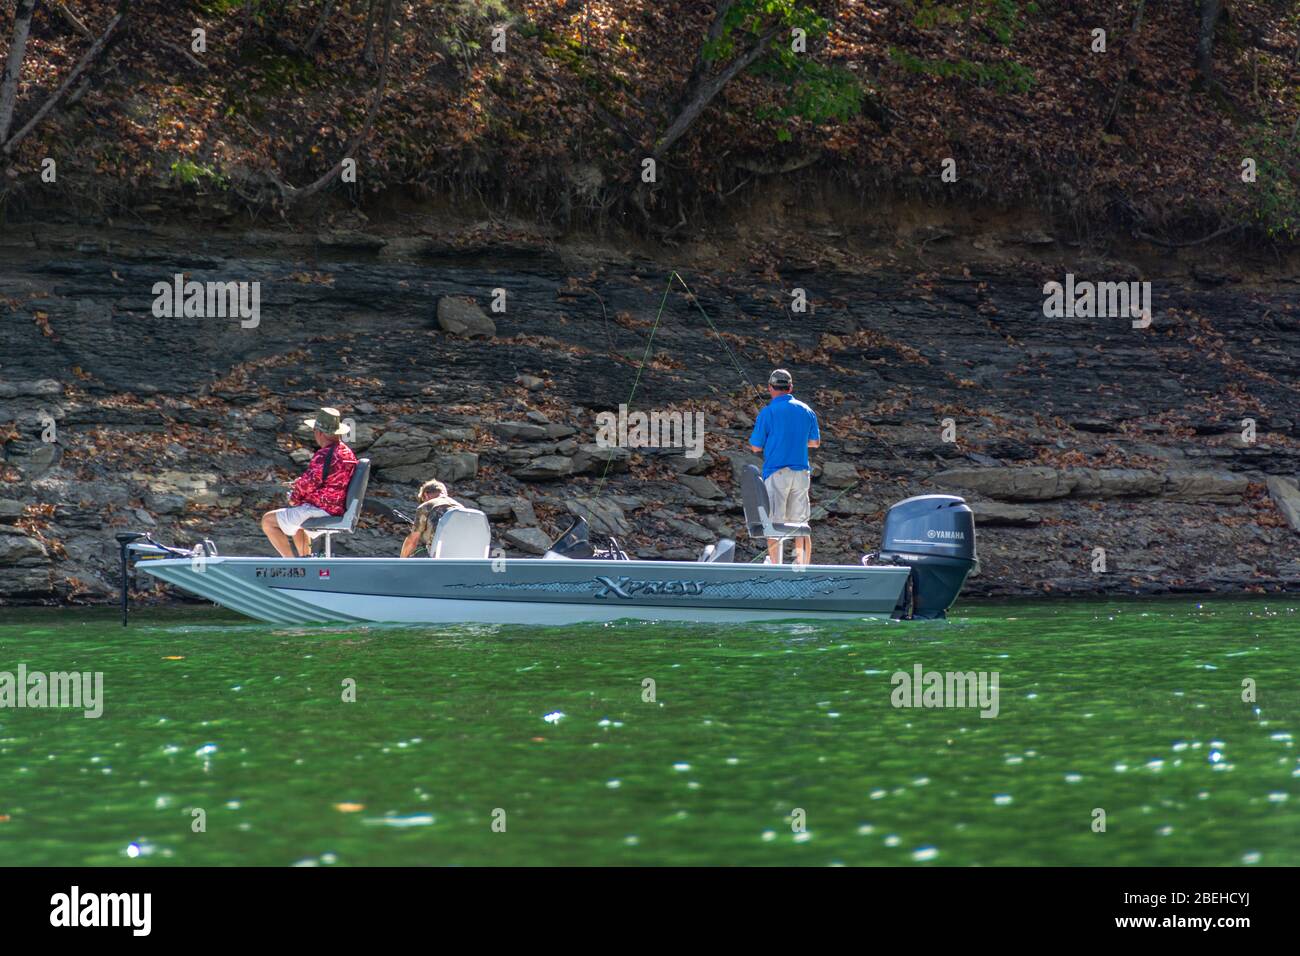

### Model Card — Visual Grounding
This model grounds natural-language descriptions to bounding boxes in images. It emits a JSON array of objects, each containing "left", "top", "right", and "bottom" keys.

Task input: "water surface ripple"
[{"left": 0, "top": 599, "right": 1295, "bottom": 865}]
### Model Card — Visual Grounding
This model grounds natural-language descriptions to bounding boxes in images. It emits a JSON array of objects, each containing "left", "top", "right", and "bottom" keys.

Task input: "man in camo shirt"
[{"left": 399, "top": 479, "right": 464, "bottom": 557}]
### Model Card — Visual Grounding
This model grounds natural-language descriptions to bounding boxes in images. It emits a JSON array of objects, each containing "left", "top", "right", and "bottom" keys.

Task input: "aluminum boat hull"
[{"left": 136, "top": 555, "right": 913, "bottom": 626}]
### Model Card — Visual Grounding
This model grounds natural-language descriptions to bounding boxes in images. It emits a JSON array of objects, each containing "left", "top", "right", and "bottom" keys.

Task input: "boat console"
[{"left": 545, "top": 516, "right": 630, "bottom": 560}]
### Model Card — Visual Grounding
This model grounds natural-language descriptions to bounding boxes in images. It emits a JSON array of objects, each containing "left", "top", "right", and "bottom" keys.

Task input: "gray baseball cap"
[{"left": 769, "top": 368, "right": 793, "bottom": 387}]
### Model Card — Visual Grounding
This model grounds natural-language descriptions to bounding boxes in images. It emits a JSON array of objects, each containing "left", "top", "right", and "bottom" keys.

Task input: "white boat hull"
[{"left": 136, "top": 555, "right": 913, "bottom": 626}]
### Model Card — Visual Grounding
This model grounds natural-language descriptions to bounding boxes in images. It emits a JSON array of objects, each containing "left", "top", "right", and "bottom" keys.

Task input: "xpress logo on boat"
[{"left": 594, "top": 576, "right": 707, "bottom": 599}]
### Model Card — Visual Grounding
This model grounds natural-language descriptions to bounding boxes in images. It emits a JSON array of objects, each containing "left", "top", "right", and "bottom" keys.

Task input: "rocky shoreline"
[{"left": 2, "top": 223, "right": 1299, "bottom": 607}]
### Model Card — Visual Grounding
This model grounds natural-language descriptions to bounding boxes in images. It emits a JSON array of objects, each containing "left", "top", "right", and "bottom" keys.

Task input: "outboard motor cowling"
[{"left": 878, "top": 494, "right": 976, "bottom": 620}]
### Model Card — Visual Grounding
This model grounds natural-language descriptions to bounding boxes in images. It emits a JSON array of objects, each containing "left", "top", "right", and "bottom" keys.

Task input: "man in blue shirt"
[{"left": 748, "top": 368, "right": 820, "bottom": 563}]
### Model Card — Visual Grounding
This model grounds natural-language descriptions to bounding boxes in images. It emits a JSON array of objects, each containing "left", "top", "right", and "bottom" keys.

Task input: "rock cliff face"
[{"left": 1, "top": 224, "right": 1298, "bottom": 605}]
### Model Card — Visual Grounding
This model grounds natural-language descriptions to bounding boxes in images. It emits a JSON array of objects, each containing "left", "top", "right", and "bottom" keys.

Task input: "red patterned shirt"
[{"left": 290, "top": 441, "right": 357, "bottom": 516}]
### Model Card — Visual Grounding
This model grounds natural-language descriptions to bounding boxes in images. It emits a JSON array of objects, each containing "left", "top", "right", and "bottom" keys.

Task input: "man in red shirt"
[{"left": 261, "top": 407, "right": 358, "bottom": 557}]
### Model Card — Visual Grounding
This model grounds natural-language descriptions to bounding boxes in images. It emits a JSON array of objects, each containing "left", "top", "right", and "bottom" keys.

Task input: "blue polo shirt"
[{"left": 749, "top": 394, "right": 820, "bottom": 478}]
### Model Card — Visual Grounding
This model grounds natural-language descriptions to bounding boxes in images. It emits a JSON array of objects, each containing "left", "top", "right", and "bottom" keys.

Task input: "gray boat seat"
[
  {"left": 300, "top": 458, "right": 371, "bottom": 558},
  {"left": 698, "top": 538, "right": 736, "bottom": 563},
  {"left": 432, "top": 507, "right": 492, "bottom": 559},
  {"left": 739, "top": 463, "right": 810, "bottom": 539}
]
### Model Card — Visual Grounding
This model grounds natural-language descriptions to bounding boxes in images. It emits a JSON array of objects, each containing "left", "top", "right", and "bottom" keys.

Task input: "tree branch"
[
  {"left": 53, "top": 2, "right": 93, "bottom": 38},
  {"left": 2, "top": 10, "right": 126, "bottom": 157},
  {"left": 682, "top": 0, "right": 739, "bottom": 98},
  {"left": 735, "top": 150, "right": 823, "bottom": 175},
  {"left": 1102, "top": 0, "right": 1146, "bottom": 132},
  {"left": 653, "top": 24, "right": 780, "bottom": 159},
  {"left": 272, "top": 0, "right": 396, "bottom": 204},
  {"left": 1196, "top": 0, "right": 1223, "bottom": 85},
  {"left": 0, "top": 0, "right": 39, "bottom": 145},
  {"left": 161, "top": 40, "right": 208, "bottom": 73},
  {"left": 304, "top": 0, "right": 337, "bottom": 55},
  {"left": 361, "top": 0, "right": 379, "bottom": 66},
  {"left": 1136, "top": 223, "right": 1241, "bottom": 248}
]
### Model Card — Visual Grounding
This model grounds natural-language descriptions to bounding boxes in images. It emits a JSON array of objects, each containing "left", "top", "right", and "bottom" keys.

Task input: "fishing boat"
[{"left": 118, "top": 463, "right": 976, "bottom": 626}]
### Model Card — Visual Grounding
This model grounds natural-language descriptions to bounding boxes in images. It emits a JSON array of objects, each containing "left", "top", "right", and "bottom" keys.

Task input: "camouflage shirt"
[{"left": 410, "top": 498, "right": 462, "bottom": 555}]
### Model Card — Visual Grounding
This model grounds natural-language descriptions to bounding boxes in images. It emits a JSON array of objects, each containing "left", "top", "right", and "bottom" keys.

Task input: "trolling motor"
[
  {"left": 116, "top": 533, "right": 148, "bottom": 627},
  {"left": 864, "top": 495, "right": 977, "bottom": 620},
  {"left": 116, "top": 532, "right": 215, "bottom": 626}
]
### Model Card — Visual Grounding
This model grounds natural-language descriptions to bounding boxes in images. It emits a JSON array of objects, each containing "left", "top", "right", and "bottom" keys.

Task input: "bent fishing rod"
[{"left": 594, "top": 269, "right": 932, "bottom": 514}]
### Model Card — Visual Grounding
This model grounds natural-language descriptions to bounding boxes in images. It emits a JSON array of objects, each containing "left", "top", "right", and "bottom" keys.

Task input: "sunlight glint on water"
[{"left": 0, "top": 599, "right": 1295, "bottom": 865}]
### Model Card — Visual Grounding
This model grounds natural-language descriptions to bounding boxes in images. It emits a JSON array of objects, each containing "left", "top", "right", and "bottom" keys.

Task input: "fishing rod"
[
  {"left": 669, "top": 271, "right": 767, "bottom": 411},
  {"left": 592, "top": 269, "right": 766, "bottom": 498},
  {"left": 592, "top": 268, "right": 922, "bottom": 507},
  {"left": 672, "top": 271, "right": 945, "bottom": 564},
  {"left": 671, "top": 271, "right": 924, "bottom": 471},
  {"left": 592, "top": 273, "right": 676, "bottom": 497}
]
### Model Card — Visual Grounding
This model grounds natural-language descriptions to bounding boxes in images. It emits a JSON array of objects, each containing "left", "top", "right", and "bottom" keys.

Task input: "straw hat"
[{"left": 303, "top": 407, "right": 348, "bottom": 436}]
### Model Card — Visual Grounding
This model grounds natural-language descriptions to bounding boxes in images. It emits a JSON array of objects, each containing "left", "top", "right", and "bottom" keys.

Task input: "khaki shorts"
[
  {"left": 764, "top": 467, "right": 811, "bottom": 524},
  {"left": 273, "top": 504, "right": 331, "bottom": 539}
]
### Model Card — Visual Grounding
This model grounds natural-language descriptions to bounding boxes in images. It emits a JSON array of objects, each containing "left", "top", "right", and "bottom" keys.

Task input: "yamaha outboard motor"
[{"left": 877, "top": 494, "right": 976, "bottom": 620}]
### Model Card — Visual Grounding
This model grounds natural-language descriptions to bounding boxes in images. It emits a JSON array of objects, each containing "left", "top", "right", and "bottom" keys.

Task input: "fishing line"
[
  {"left": 667, "top": 271, "right": 924, "bottom": 563},
  {"left": 591, "top": 268, "right": 918, "bottom": 515},
  {"left": 669, "top": 271, "right": 765, "bottom": 409},
  {"left": 593, "top": 272, "right": 675, "bottom": 496},
  {"left": 593, "top": 270, "right": 757, "bottom": 499},
  {"left": 673, "top": 270, "right": 917, "bottom": 470}
]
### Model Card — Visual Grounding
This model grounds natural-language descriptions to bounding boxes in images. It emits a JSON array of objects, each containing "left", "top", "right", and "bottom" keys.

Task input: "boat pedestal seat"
[
  {"left": 738, "top": 463, "right": 811, "bottom": 563},
  {"left": 431, "top": 508, "right": 492, "bottom": 559},
  {"left": 300, "top": 458, "right": 371, "bottom": 558},
  {"left": 749, "top": 520, "right": 810, "bottom": 538}
]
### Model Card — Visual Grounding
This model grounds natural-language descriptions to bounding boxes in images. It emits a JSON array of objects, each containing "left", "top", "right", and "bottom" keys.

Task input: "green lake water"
[{"left": 0, "top": 599, "right": 1296, "bottom": 866}]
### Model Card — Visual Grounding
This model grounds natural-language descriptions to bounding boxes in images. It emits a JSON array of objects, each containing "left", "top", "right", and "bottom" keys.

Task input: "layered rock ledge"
[{"left": 2, "top": 226, "right": 1298, "bottom": 604}]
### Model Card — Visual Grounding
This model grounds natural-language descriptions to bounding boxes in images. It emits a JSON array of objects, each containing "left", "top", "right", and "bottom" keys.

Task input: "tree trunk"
[
  {"left": 653, "top": 25, "right": 779, "bottom": 159},
  {"left": 361, "top": 0, "right": 378, "bottom": 66},
  {"left": 276, "top": 0, "right": 395, "bottom": 203},
  {"left": 1196, "top": 0, "right": 1223, "bottom": 84},
  {"left": 304, "top": 0, "right": 337, "bottom": 54},
  {"left": 0, "top": 0, "right": 39, "bottom": 146},
  {"left": 1103, "top": 0, "right": 1147, "bottom": 131},
  {"left": 682, "top": 1, "right": 738, "bottom": 98},
  {"left": 240, "top": 0, "right": 254, "bottom": 50},
  {"left": 53, "top": 2, "right": 92, "bottom": 38},
  {"left": 2, "top": 11, "right": 126, "bottom": 156}
]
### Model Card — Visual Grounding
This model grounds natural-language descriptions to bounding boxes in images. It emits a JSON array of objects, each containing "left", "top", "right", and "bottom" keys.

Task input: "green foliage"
[
  {"left": 243, "top": 50, "right": 323, "bottom": 92},
  {"left": 703, "top": 0, "right": 828, "bottom": 64},
  {"left": 448, "top": 0, "right": 512, "bottom": 22},
  {"left": 894, "top": 1, "right": 1037, "bottom": 94},
  {"left": 169, "top": 159, "right": 227, "bottom": 188},
  {"left": 909, "top": 1, "right": 966, "bottom": 30},
  {"left": 909, "top": 0, "right": 1038, "bottom": 42},
  {"left": 703, "top": 1, "right": 864, "bottom": 139},
  {"left": 754, "top": 58, "right": 864, "bottom": 125},
  {"left": 889, "top": 47, "right": 1035, "bottom": 94},
  {"left": 443, "top": 0, "right": 513, "bottom": 70},
  {"left": 1244, "top": 125, "right": 1300, "bottom": 240},
  {"left": 194, "top": 0, "right": 248, "bottom": 14}
]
